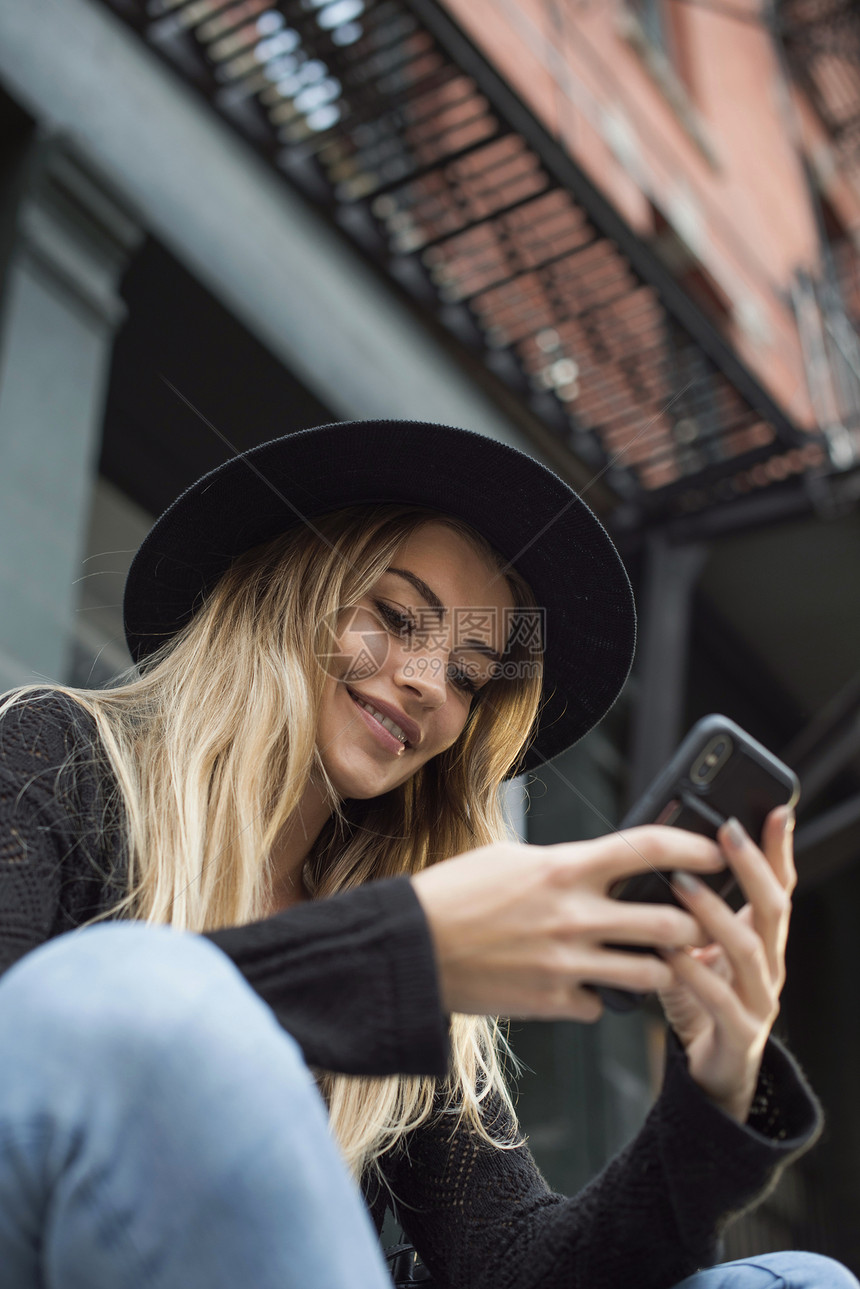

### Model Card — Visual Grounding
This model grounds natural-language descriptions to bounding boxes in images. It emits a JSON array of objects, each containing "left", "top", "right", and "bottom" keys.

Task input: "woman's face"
[{"left": 315, "top": 522, "right": 515, "bottom": 800}]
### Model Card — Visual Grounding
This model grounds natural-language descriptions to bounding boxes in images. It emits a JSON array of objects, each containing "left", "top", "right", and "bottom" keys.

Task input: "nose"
[{"left": 391, "top": 634, "right": 448, "bottom": 706}]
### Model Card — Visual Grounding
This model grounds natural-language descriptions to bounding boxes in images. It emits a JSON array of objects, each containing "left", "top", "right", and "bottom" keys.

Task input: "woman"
[{"left": 0, "top": 420, "right": 853, "bottom": 1289}]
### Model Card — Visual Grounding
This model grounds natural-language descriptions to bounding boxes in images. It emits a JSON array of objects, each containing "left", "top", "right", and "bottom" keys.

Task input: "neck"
[{"left": 267, "top": 774, "right": 334, "bottom": 912}]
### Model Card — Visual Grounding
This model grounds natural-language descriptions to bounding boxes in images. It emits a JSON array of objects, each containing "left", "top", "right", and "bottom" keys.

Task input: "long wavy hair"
[{"left": 2, "top": 502, "right": 546, "bottom": 1183}]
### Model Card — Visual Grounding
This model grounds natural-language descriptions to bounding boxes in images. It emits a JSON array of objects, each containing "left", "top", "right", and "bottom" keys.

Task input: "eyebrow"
[{"left": 384, "top": 567, "right": 503, "bottom": 662}]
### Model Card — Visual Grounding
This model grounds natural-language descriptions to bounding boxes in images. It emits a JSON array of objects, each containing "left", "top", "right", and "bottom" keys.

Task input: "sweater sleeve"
[
  {"left": 203, "top": 876, "right": 450, "bottom": 1077},
  {"left": 384, "top": 1029, "right": 823, "bottom": 1289},
  {"left": 0, "top": 692, "right": 95, "bottom": 975}
]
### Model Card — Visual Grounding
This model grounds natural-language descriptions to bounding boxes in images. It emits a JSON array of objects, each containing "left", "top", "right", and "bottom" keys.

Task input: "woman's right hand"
[{"left": 410, "top": 828, "right": 726, "bottom": 1021}]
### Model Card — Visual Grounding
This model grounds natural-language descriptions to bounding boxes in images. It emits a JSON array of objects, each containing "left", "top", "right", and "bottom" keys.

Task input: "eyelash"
[{"left": 373, "top": 601, "right": 480, "bottom": 696}]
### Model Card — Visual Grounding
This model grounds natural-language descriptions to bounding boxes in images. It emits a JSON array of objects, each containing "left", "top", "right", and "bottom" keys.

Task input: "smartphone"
[{"left": 596, "top": 714, "right": 800, "bottom": 1013}]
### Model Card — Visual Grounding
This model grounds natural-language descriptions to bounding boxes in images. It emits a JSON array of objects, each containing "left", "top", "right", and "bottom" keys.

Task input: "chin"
[{"left": 325, "top": 759, "right": 413, "bottom": 802}]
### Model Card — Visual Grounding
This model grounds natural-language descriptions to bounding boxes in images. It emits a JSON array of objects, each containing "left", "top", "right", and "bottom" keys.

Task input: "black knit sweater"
[{"left": 0, "top": 690, "right": 823, "bottom": 1289}]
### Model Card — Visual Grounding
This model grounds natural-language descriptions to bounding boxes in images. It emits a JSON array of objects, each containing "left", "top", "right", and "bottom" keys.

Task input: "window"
[
  {"left": 648, "top": 205, "right": 733, "bottom": 332},
  {"left": 820, "top": 195, "right": 860, "bottom": 332},
  {"left": 621, "top": 0, "right": 701, "bottom": 123},
  {"left": 627, "top": 0, "right": 674, "bottom": 58}
]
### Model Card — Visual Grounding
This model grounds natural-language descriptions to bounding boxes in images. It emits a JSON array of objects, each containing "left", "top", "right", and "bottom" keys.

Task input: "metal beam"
[
  {"left": 795, "top": 792, "right": 860, "bottom": 891},
  {"left": 782, "top": 670, "right": 860, "bottom": 806},
  {"left": 627, "top": 533, "right": 709, "bottom": 803}
]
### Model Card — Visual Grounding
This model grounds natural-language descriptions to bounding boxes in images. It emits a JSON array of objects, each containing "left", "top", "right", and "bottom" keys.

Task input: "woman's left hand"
[{"left": 656, "top": 805, "right": 796, "bottom": 1124}]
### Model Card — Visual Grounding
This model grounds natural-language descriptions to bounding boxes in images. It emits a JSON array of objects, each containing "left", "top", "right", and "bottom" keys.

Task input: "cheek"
[
  {"left": 315, "top": 678, "right": 341, "bottom": 738},
  {"left": 327, "top": 605, "right": 391, "bottom": 684},
  {"left": 432, "top": 704, "right": 472, "bottom": 753}
]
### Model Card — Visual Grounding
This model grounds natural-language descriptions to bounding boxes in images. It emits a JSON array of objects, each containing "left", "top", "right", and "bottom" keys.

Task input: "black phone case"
[{"left": 598, "top": 714, "right": 800, "bottom": 1013}]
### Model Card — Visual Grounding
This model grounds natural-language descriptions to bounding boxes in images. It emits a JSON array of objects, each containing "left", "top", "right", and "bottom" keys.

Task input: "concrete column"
[
  {"left": 0, "top": 136, "right": 141, "bottom": 688},
  {"left": 627, "top": 533, "right": 709, "bottom": 804}
]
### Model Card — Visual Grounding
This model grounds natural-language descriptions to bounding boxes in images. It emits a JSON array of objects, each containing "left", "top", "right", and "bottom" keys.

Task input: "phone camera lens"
[{"left": 690, "top": 734, "right": 733, "bottom": 785}]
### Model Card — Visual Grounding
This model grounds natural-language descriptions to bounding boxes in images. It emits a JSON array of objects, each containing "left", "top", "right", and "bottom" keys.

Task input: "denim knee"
[
  {"left": 0, "top": 921, "right": 304, "bottom": 1078},
  {"left": 695, "top": 1252, "right": 860, "bottom": 1289},
  {"left": 767, "top": 1251, "right": 860, "bottom": 1289}
]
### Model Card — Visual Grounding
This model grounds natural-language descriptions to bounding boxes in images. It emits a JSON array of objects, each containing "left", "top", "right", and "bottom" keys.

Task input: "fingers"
[
  {"left": 570, "top": 986, "right": 604, "bottom": 1023},
  {"left": 715, "top": 813, "right": 793, "bottom": 981},
  {"left": 688, "top": 942, "right": 730, "bottom": 977},
  {"left": 556, "top": 895, "right": 709, "bottom": 949},
  {"left": 661, "top": 945, "right": 752, "bottom": 1040},
  {"left": 550, "top": 825, "right": 726, "bottom": 887},
  {"left": 669, "top": 871, "right": 775, "bottom": 1018},
  {"left": 531, "top": 942, "right": 685, "bottom": 1011},
  {"left": 507, "top": 957, "right": 666, "bottom": 1022},
  {"left": 717, "top": 814, "right": 789, "bottom": 912},
  {"left": 653, "top": 810, "right": 795, "bottom": 1122},
  {"left": 763, "top": 804, "right": 797, "bottom": 895},
  {"left": 589, "top": 950, "right": 679, "bottom": 993},
  {"left": 660, "top": 931, "right": 769, "bottom": 1124}
]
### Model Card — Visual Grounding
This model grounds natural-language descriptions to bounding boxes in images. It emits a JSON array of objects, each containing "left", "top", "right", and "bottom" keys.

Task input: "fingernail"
[
  {"left": 671, "top": 870, "right": 701, "bottom": 896},
  {"left": 724, "top": 817, "right": 747, "bottom": 848},
  {"left": 783, "top": 808, "right": 795, "bottom": 835}
]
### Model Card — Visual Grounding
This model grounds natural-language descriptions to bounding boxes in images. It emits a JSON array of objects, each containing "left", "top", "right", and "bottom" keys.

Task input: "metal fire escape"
[
  {"left": 780, "top": 0, "right": 860, "bottom": 173},
  {"left": 103, "top": 0, "right": 856, "bottom": 539}
]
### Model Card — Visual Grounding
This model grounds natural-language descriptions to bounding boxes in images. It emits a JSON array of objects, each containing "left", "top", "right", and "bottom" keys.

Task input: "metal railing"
[{"left": 780, "top": 0, "right": 860, "bottom": 175}]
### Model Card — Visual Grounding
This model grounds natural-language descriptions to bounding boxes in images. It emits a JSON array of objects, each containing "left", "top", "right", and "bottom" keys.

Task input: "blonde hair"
[{"left": 2, "top": 503, "right": 545, "bottom": 1183}]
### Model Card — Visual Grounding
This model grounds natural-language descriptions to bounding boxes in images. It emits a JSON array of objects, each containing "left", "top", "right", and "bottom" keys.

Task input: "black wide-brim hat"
[{"left": 124, "top": 420, "right": 636, "bottom": 778}]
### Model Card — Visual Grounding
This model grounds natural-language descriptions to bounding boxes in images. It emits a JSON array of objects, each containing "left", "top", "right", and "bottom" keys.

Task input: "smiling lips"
[{"left": 348, "top": 689, "right": 414, "bottom": 752}]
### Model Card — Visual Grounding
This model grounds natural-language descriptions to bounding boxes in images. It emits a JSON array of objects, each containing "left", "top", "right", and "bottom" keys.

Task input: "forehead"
[
  {"left": 383, "top": 523, "right": 515, "bottom": 649},
  {"left": 389, "top": 523, "right": 512, "bottom": 599}
]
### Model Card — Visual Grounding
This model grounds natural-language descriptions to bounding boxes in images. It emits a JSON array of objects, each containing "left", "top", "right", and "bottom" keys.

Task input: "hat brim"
[{"left": 123, "top": 420, "right": 636, "bottom": 777}]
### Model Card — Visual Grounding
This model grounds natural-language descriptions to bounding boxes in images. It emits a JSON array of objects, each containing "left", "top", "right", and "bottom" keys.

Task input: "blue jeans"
[
  {"left": 673, "top": 1255, "right": 859, "bottom": 1287},
  {"left": 0, "top": 921, "right": 394, "bottom": 1288},
  {"left": 0, "top": 924, "right": 856, "bottom": 1289}
]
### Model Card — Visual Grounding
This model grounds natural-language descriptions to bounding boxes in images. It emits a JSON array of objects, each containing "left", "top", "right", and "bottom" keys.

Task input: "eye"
[
  {"left": 447, "top": 663, "right": 479, "bottom": 696},
  {"left": 373, "top": 600, "right": 415, "bottom": 637},
  {"left": 375, "top": 600, "right": 480, "bottom": 696}
]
